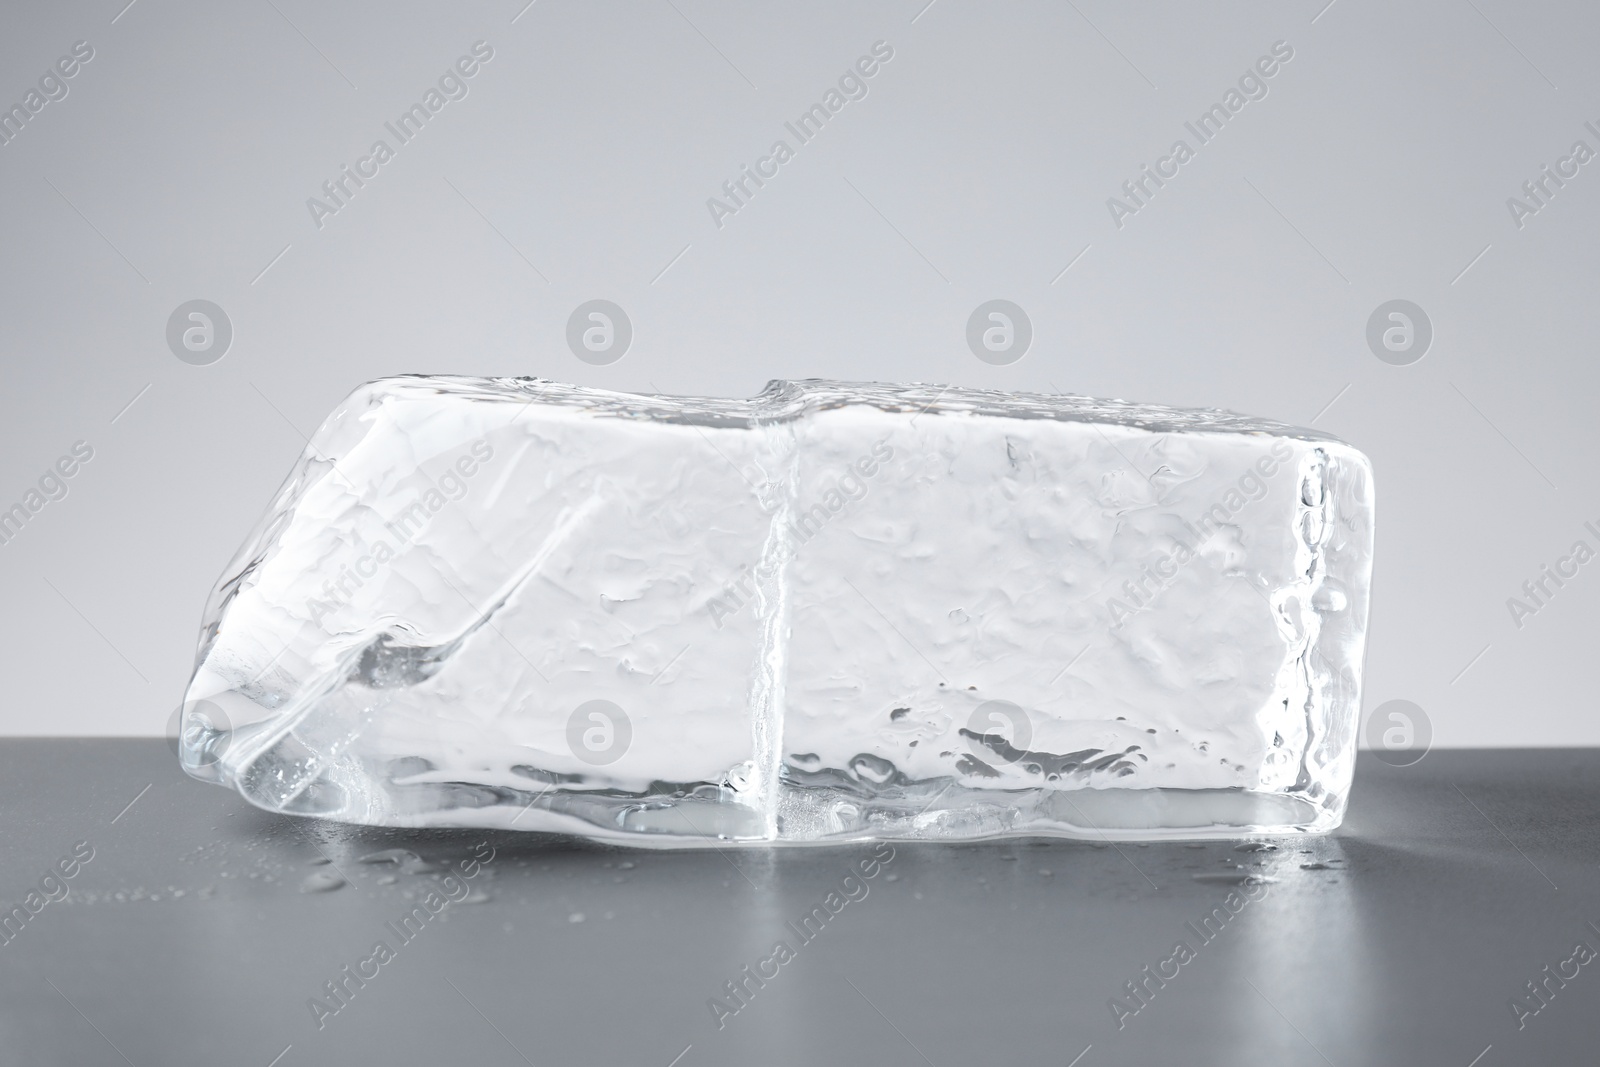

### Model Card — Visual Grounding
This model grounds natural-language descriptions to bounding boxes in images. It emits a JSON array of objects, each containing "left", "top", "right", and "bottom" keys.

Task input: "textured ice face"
[{"left": 179, "top": 377, "right": 1374, "bottom": 846}]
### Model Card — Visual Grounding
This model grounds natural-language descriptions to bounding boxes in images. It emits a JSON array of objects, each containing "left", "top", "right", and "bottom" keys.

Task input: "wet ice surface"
[
  {"left": 179, "top": 378, "right": 1374, "bottom": 843},
  {"left": 12, "top": 744, "right": 1600, "bottom": 1066}
]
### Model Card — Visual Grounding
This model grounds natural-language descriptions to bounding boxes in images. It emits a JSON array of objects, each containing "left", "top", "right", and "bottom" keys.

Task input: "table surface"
[{"left": 0, "top": 742, "right": 1595, "bottom": 1067}]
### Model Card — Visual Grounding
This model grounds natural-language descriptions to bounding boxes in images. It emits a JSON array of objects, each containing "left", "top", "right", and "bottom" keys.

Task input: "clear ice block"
[{"left": 179, "top": 377, "right": 1374, "bottom": 845}]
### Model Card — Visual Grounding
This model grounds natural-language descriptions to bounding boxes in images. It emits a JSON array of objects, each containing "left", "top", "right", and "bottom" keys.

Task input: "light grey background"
[{"left": 1, "top": 0, "right": 1595, "bottom": 745}]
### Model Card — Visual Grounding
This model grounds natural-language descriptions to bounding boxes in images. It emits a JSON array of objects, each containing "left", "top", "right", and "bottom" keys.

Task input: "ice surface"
[{"left": 179, "top": 377, "right": 1374, "bottom": 845}]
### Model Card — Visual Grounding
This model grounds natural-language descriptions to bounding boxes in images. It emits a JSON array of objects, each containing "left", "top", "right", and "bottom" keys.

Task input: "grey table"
[{"left": 1, "top": 742, "right": 1595, "bottom": 1066}]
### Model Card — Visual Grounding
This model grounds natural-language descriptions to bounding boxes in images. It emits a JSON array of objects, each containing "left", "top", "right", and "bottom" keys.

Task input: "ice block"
[{"left": 178, "top": 377, "right": 1374, "bottom": 845}]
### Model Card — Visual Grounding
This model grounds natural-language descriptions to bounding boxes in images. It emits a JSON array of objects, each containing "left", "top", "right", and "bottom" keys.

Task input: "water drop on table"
[
  {"left": 1191, "top": 871, "right": 1276, "bottom": 886},
  {"left": 300, "top": 871, "right": 346, "bottom": 893},
  {"left": 359, "top": 848, "right": 435, "bottom": 873}
]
